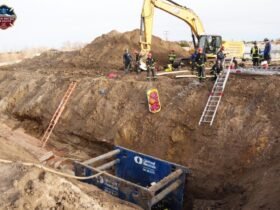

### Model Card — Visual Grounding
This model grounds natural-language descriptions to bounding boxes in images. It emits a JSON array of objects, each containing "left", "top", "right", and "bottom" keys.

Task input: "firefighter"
[
  {"left": 216, "top": 46, "right": 225, "bottom": 74},
  {"left": 168, "top": 50, "right": 176, "bottom": 70},
  {"left": 232, "top": 57, "right": 238, "bottom": 69},
  {"left": 263, "top": 38, "right": 271, "bottom": 64},
  {"left": 195, "top": 48, "right": 207, "bottom": 81},
  {"left": 250, "top": 41, "right": 260, "bottom": 66},
  {"left": 134, "top": 50, "right": 141, "bottom": 74},
  {"left": 146, "top": 52, "right": 157, "bottom": 80},
  {"left": 123, "top": 49, "right": 132, "bottom": 73},
  {"left": 190, "top": 50, "right": 198, "bottom": 73}
]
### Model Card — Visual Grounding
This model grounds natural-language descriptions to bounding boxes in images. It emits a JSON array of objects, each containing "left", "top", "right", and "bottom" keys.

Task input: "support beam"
[
  {"left": 148, "top": 169, "right": 182, "bottom": 195},
  {"left": 76, "top": 161, "right": 149, "bottom": 191},
  {"left": 151, "top": 180, "right": 182, "bottom": 206},
  {"left": 96, "top": 159, "right": 120, "bottom": 171},
  {"left": 83, "top": 149, "right": 120, "bottom": 165}
]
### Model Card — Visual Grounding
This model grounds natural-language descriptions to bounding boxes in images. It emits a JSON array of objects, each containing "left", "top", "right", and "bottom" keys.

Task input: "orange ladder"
[{"left": 41, "top": 81, "right": 77, "bottom": 147}]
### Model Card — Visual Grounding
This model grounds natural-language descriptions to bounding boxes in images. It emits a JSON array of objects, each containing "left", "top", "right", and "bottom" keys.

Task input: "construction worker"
[
  {"left": 250, "top": 41, "right": 260, "bottom": 66},
  {"left": 232, "top": 57, "right": 238, "bottom": 69},
  {"left": 216, "top": 46, "right": 225, "bottom": 74},
  {"left": 146, "top": 52, "right": 157, "bottom": 80},
  {"left": 168, "top": 50, "right": 176, "bottom": 65},
  {"left": 134, "top": 50, "right": 141, "bottom": 74},
  {"left": 263, "top": 38, "right": 271, "bottom": 64},
  {"left": 195, "top": 48, "right": 207, "bottom": 81},
  {"left": 123, "top": 49, "right": 132, "bottom": 73},
  {"left": 190, "top": 50, "right": 198, "bottom": 73}
]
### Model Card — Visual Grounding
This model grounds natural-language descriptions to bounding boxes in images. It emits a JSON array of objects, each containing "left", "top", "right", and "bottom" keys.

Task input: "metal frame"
[
  {"left": 230, "top": 66, "right": 280, "bottom": 75},
  {"left": 74, "top": 146, "right": 190, "bottom": 210}
]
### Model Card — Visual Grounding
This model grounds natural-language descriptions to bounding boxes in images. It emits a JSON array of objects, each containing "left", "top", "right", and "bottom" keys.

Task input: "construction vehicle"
[{"left": 139, "top": 0, "right": 245, "bottom": 68}]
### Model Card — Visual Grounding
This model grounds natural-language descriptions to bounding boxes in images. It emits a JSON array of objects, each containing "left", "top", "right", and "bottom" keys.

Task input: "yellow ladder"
[{"left": 41, "top": 81, "right": 77, "bottom": 147}]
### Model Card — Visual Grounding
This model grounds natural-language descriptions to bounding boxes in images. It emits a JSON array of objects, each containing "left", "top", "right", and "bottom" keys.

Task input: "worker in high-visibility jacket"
[
  {"left": 195, "top": 48, "right": 207, "bottom": 81},
  {"left": 168, "top": 50, "right": 177, "bottom": 65},
  {"left": 250, "top": 41, "right": 261, "bottom": 66}
]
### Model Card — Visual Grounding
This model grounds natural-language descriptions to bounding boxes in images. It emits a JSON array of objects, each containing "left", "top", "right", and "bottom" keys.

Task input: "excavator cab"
[{"left": 198, "top": 35, "right": 222, "bottom": 58}]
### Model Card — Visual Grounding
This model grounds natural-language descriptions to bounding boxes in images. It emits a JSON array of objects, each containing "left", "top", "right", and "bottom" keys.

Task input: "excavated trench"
[{"left": 0, "top": 65, "right": 279, "bottom": 210}]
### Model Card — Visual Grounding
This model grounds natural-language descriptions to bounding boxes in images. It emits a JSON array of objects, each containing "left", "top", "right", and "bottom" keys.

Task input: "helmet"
[
  {"left": 264, "top": 38, "right": 269, "bottom": 42},
  {"left": 198, "top": 48, "right": 203, "bottom": 53},
  {"left": 253, "top": 41, "right": 257, "bottom": 45},
  {"left": 147, "top": 52, "right": 152, "bottom": 58}
]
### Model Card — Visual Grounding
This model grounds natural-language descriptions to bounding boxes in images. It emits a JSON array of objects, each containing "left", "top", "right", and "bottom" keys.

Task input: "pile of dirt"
[
  {"left": 0, "top": 119, "right": 140, "bottom": 210},
  {"left": 0, "top": 163, "right": 140, "bottom": 210},
  {"left": 0, "top": 64, "right": 279, "bottom": 209},
  {"left": 17, "top": 29, "right": 187, "bottom": 71}
]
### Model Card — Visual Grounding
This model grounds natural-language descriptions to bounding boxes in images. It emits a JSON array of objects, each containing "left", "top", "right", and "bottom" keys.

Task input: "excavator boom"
[
  {"left": 140, "top": 0, "right": 245, "bottom": 60},
  {"left": 140, "top": 0, "right": 205, "bottom": 53}
]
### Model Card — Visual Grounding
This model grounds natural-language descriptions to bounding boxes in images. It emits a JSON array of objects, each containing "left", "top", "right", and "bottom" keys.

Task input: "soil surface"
[
  {"left": 0, "top": 30, "right": 279, "bottom": 210},
  {"left": 0, "top": 118, "right": 140, "bottom": 210}
]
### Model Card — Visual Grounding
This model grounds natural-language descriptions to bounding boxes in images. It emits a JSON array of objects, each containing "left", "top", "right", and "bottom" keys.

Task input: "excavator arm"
[
  {"left": 140, "top": 0, "right": 205, "bottom": 54},
  {"left": 140, "top": 0, "right": 245, "bottom": 68}
]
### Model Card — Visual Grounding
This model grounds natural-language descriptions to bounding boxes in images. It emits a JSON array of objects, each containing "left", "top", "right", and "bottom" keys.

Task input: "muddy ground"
[{"left": 0, "top": 30, "right": 279, "bottom": 210}]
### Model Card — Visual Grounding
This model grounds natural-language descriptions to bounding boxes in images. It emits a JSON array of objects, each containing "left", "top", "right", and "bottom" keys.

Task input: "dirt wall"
[{"left": 0, "top": 66, "right": 279, "bottom": 209}]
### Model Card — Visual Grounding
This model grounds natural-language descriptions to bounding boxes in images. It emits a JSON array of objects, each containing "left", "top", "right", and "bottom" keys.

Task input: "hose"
[{"left": 0, "top": 158, "right": 103, "bottom": 180}]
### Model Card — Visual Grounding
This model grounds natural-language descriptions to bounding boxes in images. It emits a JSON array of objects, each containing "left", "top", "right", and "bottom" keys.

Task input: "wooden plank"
[
  {"left": 176, "top": 75, "right": 215, "bottom": 78},
  {"left": 156, "top": 67, "right": 215, "bottom": 76},
  {"left": 156, "top": 70, "right": 191, "bottom": 76},
  {"left": 39, "top": 151, "right": 54, "bottom": 162}
]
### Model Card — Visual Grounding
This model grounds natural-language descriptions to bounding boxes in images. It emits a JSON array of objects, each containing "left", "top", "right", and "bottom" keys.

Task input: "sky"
[{"left": 0, "top": 0, "right": 279, "bottom": 52}]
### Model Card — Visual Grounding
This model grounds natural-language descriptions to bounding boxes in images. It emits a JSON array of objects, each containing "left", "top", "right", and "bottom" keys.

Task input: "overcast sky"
[{"left": 0, "top": 0, "right": 279, "bottom": 52}]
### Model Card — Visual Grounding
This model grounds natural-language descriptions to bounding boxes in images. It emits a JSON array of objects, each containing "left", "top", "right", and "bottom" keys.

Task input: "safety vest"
[
  {"left": 251, "top": 47, "right": 260, "bottom": 58},
  {"left": 169, "top": 53, "right": 176, "bottom": 61}
]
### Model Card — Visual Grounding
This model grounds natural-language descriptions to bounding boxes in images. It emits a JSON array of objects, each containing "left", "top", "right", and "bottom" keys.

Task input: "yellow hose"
[{"left": 0, "top": 158, "right": 103, "bottom": 180}]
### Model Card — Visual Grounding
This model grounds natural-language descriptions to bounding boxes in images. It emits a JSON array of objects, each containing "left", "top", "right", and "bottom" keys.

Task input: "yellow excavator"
[{"left": 140, "top": 0, "right": 245, "bottom": 67}]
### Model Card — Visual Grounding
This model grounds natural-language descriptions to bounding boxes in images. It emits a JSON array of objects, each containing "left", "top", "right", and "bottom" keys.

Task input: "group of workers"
[
  {"left": 250, "top": 38, "right": 272, "bottom": 66},
  {"left": 122, "top": 38, "right": 272, "bottom": 82},
  {"left": 192, "top": 46, "right": 226, "bottom": 81},
  {"left": 123, "top": 49, "right": 157, "bottom": 80}
]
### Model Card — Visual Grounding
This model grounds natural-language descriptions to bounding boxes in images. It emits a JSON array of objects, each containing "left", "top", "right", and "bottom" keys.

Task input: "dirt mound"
[
  {"left": 75, "top": 29, "right": 187, "bottom": 69},
  {"left": 18, "top": 29, "right": 187, "bottom": 71},
  {"left": 0, "top": 65, "right": 279, "bottom": 210}
]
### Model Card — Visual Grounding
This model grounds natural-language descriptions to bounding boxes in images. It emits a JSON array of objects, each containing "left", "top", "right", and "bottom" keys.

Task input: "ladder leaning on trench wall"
[
  {"left": 41, "top": 81, "right": 77, "bottom": 147},
  {"left": 199, "top": 58, "right": 233, "bottom": 126}
]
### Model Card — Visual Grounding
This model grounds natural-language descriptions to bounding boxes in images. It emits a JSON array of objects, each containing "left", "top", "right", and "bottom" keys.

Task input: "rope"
[{"left": 0, "top": 158, "right": 103, "bottom": 180}]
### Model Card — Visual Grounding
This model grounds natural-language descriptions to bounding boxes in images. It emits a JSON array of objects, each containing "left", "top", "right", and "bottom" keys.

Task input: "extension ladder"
[
  {"left": 41, "top": 81, "right": 77, "bottom": 147},
  {"left": 199, "top": 59, "right": 233, "bottom": 126}
]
